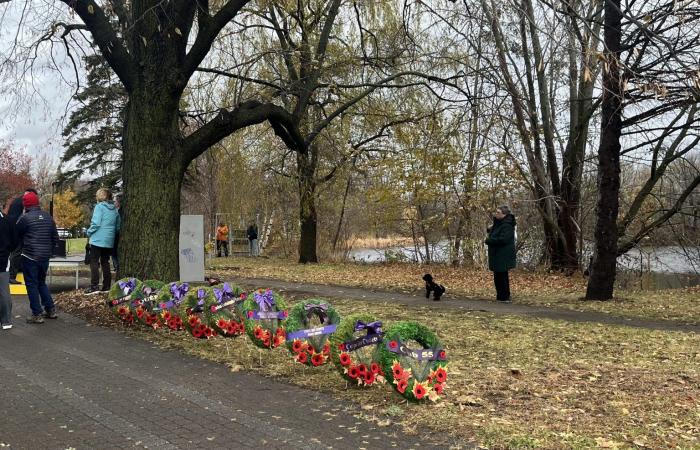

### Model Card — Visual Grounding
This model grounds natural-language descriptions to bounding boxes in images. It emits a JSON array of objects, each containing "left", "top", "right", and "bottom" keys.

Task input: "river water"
[{"left": 347, "top": 244, "right": 700, "bottom": 289}]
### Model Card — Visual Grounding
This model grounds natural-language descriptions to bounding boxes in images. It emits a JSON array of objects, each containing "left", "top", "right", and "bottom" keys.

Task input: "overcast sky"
[{"left": 0, "top": 1, "right": 82, "bottom": 163}]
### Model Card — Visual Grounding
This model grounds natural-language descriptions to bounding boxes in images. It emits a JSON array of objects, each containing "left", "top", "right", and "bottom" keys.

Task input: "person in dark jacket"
[
  {"left": 6, "top": 188, "right": 37, "bottom": 284},
  {"left": 15, "top": 191, "right": 60, "bottom": 323},
  {"left": 111, "top": 194, "right": 123, "bottom": 273},
  {"left": 485, "top": 205, "right": 517, "bottom": 303},
  {"left": 246, "top": 223, "right": 258, "bottom": 257},
  {"left": 0, "top": 208, "right": 17, "bottom": 329}
]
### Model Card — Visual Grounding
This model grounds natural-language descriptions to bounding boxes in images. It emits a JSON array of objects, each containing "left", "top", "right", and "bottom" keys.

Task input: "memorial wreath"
[{"left": 285, "top": 299, "right": 340, "bottom": 367}]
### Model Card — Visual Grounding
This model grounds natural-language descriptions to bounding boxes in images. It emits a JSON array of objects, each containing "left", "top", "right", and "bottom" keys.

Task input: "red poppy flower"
[
  {"left": 247, "top": 311, "right": 254, "bottom": 319},
  {"left": 254, "top": 327, "right": 263, "bottom": 339},
  {"left": 263, "top": 337, "right": 271, "bottom": 347},
  {"left": 296, "top": 352, "right": 308, "bottom": 364},
  {"left": 188, "top": 316, "right": 199, "bottom": 327},
  {"left": 439, "top": 350, "right": 446, "bottom": 359},
  {"left": 145, "top": 316, "right": 152, "bottom": 325},
  {"left": 193, "top": 328, "right": 203, "bottom": 338},
  {"left": 339, "top": 353, "right": 352, "bottom": 367},
  {"left": 348, "top": 366, "right": 360, "bottom": 379},
  {"left": 412, "top": 382, "right": 427, "bottom": 400},
  {"left": 396, "top": 380, "right": 408, "bottom": 394},
  {"left": 205, "top": 327, "right": 214, "bottom": 338},
  {"left": 370, "top": 363, "right": 380, "bottom": 374},
  {"left": 136, "top": 309, "right": 144, "bottom": 319},
  {"left": 434, "top": 367, "right": 447, "bottom": 383},
  {"left": 282, "top": 311, "right": 289, "bottom": 318},
  {"left": 392, "top": 365, "right": 404, "bottom": 379},
  {"left": 338, "top": 343, "right": 346, "bottom": 351},
  {"left": 276, "top": 327, "right": 285, "bottom": 337},
  {"left": 363, "top": 372, "right": 376, "bottom": 385},
  {"left": 292, "top": 340, "right": 304, "bottom": 353},
  {"left": 217, "top": 319, "right": 227, "bottom": 329},
  {"left": 358, "top": 364, "right": 367, "bottom": 376},
  {"left": 227, "top": 325, "right": 236, "bottom": 335},
  {"left": 311, "top": 354, "right": 325, "bottom": 366},
  {"left": 240, "top": 293, "right": 247, "bottom": 300},
  {"left": 322, "top": 343, "right": 330, "bottom": 354},
  {"left": 389, "top": 340, "right": 398, "bottom": 350},
  {"left": 433, "top": 383, "right": 444, "bottom": 395},
  {"left": 118, "top": 307, "right": 127, "bottom": 315},
  {"left": 163, "top": 312, "right": 171, "bottom": 321}
]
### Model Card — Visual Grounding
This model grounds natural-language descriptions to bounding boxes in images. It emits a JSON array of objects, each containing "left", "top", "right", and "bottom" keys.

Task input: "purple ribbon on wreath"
[
  {"left": 170, "top": 282, "right": 189, "bottom": 303},
  {"left": 254, "top": 290, "right": 275, "bottom": 311},
  {"left": 354, "top": 320, "right": 382, "bottom": 335},
  {"left": 213, "top": 283, "right": 233, "bottom": 304},
  {"left": 118, "top": 278, "right": 137, "bottom": 295},
  {"left": 304, "top": 303, "right": 329, "bottom": 325}
]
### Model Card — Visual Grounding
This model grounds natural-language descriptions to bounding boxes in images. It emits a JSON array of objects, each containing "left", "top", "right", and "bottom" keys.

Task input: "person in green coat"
[{"left": 485, "top": 205, "right": 517, "bottom": 303}]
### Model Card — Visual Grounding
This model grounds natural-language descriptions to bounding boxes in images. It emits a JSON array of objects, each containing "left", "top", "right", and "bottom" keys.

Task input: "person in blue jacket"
[{"left": 85, "top": 188, "right": 121, "bottom": 295}]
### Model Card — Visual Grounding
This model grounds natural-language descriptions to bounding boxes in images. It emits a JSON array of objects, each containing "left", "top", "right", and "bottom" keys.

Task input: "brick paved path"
[{"left": 0, "top": 297, "right": 468, "bottom": 449}]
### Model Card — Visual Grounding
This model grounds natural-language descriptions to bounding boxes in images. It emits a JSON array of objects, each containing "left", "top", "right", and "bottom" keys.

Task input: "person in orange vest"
[{"left": 216, "top": 222, "right": 229, "bottom": 257}]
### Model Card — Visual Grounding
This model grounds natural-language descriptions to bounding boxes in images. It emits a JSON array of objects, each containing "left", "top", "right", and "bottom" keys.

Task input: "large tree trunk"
[
  {"left": 586, "top": 0, "right": 622, "bottom": 300},
  {"left": 298, "top": 151, "right": 318, "bottom": 263},
  {"left": 120, "top": 89, "right": 184, "bottom": 281}
]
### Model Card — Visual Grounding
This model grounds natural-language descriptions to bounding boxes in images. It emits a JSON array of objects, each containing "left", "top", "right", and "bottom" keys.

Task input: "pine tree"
[{"left": 59, "top": 53, "right": 126, "bottom": 204}]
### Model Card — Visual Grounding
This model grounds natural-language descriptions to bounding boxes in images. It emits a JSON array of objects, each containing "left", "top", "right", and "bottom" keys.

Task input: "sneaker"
[
  {"left": 9, "top": 278, "right": 20, "bottom": 285},
  {"left": 1, "top": 324, "right": 12, "bottom": 330},
  {"left": 84, "top": 287, "right": 102, "bottom": 296},
  {"left": 43, "top": 309, "right": 58, "bottom": 319},
  {"left": 26, "top": 315, "right": 45, "bottom": 324},
  {"left": 100, "top": 287, "right": 111, "bottom": 293},
  {"left": 498, "top": 298, "right": 512, "bottom": 304}
]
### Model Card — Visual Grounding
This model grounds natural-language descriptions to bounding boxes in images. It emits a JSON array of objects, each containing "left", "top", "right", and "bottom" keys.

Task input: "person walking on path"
[
  {"left": 85, "top": 188, "right": 121, "bottom": 295},
  {"left": 6, "top": 188, "right": 37, "bottom": 284},
  {"left": 216, "top": 222, "right": 229, "bottom": 257},
  {"left": 246, "top": 223, "right": 258, "bottom": 257},
  {"left": 485, "top": 205, "right": 517, "bottom": 303},
  {"left": 0, "top": 207, "right": 16, "bottom": 329},
  {"left": 15, "top": 191, "right": 60, "bottom": 323}
]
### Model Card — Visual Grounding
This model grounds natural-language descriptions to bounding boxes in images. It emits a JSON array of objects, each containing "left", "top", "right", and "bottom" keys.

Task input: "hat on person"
[{"left": 23, "top": 191, "right": 40, "bottom": 208}]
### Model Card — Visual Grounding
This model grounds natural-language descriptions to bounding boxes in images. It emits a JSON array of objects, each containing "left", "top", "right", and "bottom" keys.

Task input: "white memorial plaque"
[{"left": 179, "top": 215, "right": 205, "bottom": 282}]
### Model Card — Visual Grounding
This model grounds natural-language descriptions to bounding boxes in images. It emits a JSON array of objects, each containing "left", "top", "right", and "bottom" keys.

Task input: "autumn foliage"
[
  {"left": 0, "top": 143, "right": 34, "bottom": 211},
  {"left": 53, "top": 189, "right": 84, "bottom": 229}
]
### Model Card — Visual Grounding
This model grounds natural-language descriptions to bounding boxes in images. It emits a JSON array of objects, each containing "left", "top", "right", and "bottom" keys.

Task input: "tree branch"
[
  {"left": 58, "top": 0, "right": 135, "bottom": 91},
  {"left": 182, "top": 101, "right": 305, "bottom": 162},
  {"left": 183, "top": 0, "right": 251, "bottom": 78}
]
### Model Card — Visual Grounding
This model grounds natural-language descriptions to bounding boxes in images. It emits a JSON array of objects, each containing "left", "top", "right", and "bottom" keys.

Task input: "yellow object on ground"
[{"left": 9, "top": 273, "right": 27, "bottom": 295}]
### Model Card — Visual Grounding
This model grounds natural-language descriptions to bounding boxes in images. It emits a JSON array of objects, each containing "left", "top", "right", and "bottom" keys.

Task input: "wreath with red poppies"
[
  {"left": 204, "top": 283, "right": 246, "bottom": 337},
  {"left": 378, "top": 321, "right": 448, "bottom": 402},
  {"left": 178, "top": 286, "right": 217, "bottom": 339},
  {"left": 285, "top": 299, "right": 340, "bottom": 367},
  {"left": 129, "top": 280, "right": 167, "bottom": 329},
  {"left": 153, "top": 281, "right": 190, "bottom": 331},
  {"left": 241, "top": 289, "right": 288, "bottom": 349},
  {"left": 107, "top": 278, "right": 142, "bottom": 325},
  {"left": 330, "top": 313, "right": 386, "bottom": 386}
]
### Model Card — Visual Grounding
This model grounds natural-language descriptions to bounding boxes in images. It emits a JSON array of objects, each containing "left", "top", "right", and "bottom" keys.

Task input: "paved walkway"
[
  {"left": 0, "top": 294, "right": 468, "bottom": 449},
  {"left": 229, "top": 277, "right": 700, "bottom": 333}
]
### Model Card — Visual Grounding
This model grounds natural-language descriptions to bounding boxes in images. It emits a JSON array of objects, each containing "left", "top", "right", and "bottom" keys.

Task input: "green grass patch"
[{"left": 65, "top": 238, "right": 88, "bottom": 255}]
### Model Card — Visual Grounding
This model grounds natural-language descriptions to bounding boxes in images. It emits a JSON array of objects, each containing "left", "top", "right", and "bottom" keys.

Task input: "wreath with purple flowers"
[
  {"left": 241, "top": 289, "right": 288, "bottom": 349},
  {"left": 153, "top": 282, "right": 190, "bottom": 331},
  {"left": 177, "top": 286, "right": 217, "bottom": 339},
  {"left": 204, "top": 282, "right": 246, "bottom": 337},
  {"left": 107, "top": 278, "right": 141, "bottom": 325}
]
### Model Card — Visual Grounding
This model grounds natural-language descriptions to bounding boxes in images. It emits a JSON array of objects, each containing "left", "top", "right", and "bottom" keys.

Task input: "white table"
[{"left": 48, "top": 255, "right": 85, "bottom": 289}]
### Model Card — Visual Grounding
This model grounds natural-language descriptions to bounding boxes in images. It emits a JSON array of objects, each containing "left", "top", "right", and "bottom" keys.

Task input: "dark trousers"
[
  {"left": 90, "top": 245, "right": 112, "bottom": 290},
  {"left": 9, "top": 248, "right": 22, "bottom": 279},
  {"left": 22, "top": 257, "right": 54, "bottom": 316},
  {"left": 493, "top": 271, "right": 511, "bottom": 301},
  {"left": 216, "top": 240, "right": 229, "bottom": 257}
]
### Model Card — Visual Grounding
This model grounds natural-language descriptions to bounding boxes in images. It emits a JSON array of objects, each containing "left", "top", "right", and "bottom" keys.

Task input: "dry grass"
[
  {"left": 55, "top": 289, "right": 700, "bottom": 450},
  {"left": 207, "top": 257, "right": 700, "bottom": 325}
]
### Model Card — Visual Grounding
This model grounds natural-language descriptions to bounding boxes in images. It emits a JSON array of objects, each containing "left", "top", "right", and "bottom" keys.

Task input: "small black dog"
[{"left": 423, "top": 274, "right": 446, "bottom": 301}]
